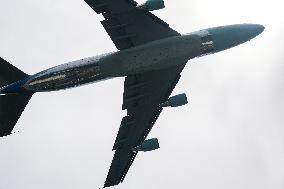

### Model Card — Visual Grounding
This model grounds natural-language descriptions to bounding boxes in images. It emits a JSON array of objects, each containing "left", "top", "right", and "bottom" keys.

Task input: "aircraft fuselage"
[{"left": 0, "top": 24, "right": 264, "bottom": 94}]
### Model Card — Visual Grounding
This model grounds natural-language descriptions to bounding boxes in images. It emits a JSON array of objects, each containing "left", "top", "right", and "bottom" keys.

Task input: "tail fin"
[{"left": 0, "top": 57, "right": 32, "bottom": 137}]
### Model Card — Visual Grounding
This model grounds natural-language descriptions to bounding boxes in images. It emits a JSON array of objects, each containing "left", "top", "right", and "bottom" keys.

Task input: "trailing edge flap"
[{"left": 0, "top": 93, "right": 33, "bottom": 137}]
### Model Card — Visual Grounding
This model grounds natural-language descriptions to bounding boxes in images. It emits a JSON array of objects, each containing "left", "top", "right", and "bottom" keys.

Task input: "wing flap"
[{"left": 101, "top": 19, "right": 135, "bottom": 49}]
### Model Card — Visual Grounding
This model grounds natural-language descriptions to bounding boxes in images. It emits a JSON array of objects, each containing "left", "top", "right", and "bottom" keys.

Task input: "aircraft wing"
[
  {"left": 83, "top": 0, "right": 186, "bottom": 187},
  {"left": 83, "top": 0, "right": 179, "bottom": 49},
  {"left": 104, "top": 65, "right": 186, "bottom": 187}
]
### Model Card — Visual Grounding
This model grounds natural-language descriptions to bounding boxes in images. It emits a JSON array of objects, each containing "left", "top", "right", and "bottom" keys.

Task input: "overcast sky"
[{"left": 0, "top": 0, "right": 283, "bottom": 189}]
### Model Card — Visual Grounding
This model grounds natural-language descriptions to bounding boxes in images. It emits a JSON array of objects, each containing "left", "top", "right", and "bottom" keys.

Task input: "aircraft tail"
[
  {"left": 0, "top": 57, "right": 29, "bottom": 86},
  {"left": 0, "top": 57, "right": 33, "bottom": 137}
]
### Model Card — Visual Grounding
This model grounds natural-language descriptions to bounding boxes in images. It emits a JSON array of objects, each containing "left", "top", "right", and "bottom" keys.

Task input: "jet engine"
[
  {"left": 137, "top": 0, "right": 165, "bottom": 11},
  {"left": 160, "top": 93, "right": 188, "bottom": 107},
  {"left": 132, "top": 138, "right": 160, "bottom": 152}
]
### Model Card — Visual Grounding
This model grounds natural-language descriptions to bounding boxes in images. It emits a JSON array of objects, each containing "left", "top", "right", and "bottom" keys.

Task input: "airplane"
[{"left": 0, "top": 0, "right": 264, "bottom": 187}]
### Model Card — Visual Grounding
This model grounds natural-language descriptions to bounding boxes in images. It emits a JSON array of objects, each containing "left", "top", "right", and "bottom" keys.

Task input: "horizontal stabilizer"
[
  {"left": 0, "top": 57, "right": 28, "bottom": 87},
  {"left": 0, "top": 93, "right": 33, "bottom": 137}
]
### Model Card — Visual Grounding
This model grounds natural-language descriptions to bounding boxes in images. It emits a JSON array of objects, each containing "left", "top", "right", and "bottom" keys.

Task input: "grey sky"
[{"left": 0, "top": 0, "right": 283, "bottom": 189}]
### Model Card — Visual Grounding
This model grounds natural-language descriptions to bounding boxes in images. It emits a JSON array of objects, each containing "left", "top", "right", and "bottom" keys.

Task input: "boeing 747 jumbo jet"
[{"left": 0, "top": 0, "right": 264, "bottom": 187}]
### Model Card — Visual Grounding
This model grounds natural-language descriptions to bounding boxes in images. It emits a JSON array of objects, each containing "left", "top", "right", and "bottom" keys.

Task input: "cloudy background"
[{"left": 0, "top": 0, "right": 283, "bottom": 188}]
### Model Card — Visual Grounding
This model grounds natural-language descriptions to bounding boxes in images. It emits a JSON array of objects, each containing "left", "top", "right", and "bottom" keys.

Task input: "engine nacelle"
[
  {"left": 132, "top": 138, "right": 160, "bottom": 152},
  {"left": 161, "top": 93, "right": 188, "bottom": 107},
  {"left": 137, "top": 0, "right": 165, "bottom": 11}
]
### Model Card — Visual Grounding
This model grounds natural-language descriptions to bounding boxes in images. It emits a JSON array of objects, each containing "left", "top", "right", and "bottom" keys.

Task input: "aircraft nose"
[{"left": 207, "top": 24, "right": 265, "bottom": 53}]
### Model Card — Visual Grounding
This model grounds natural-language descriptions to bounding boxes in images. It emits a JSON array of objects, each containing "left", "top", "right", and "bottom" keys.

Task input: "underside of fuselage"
[
  {"left": 0, "top": 24, "right": 264, "bottom": 95},
  {"left": 0, "top": 56, "right": 109, "bottom": 94},
  {"left": 24, "top": 62, "right": 106, "bottom": 92}
]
